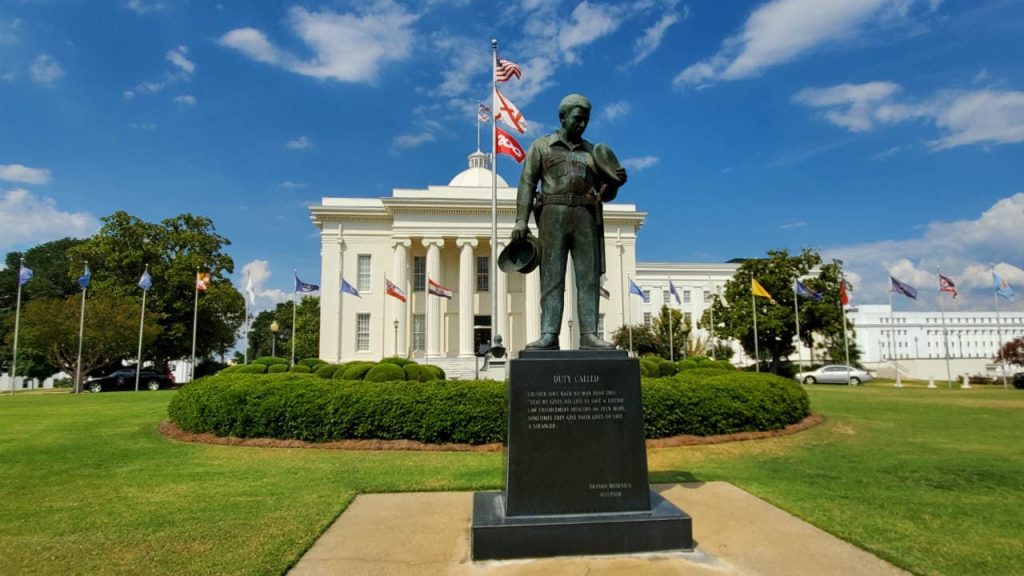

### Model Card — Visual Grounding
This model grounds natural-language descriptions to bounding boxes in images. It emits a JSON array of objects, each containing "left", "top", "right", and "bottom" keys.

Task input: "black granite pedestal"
[{"left": 470, "top": 350, "right": 693, "bottom": 560}]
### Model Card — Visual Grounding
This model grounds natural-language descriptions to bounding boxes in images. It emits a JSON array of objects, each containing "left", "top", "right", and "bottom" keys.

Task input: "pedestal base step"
[{"left": 470, "top": 490, "right": 693, "bottom": 561}]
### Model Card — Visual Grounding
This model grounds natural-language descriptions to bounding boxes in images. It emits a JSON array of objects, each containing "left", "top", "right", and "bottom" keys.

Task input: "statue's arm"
[{"left": 513, "top": 143, "right": 542, "bottom": 239}]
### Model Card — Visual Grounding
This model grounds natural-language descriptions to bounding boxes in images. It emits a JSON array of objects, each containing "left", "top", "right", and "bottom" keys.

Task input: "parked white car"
[{"left": 795, "top": 365, "right": 873, "bottom": 385}]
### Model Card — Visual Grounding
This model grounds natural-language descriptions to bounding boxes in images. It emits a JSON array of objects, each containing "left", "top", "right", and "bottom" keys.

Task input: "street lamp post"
[
  {"left": 270, "top": 321, "right": 279, "bottom": 357},
  {"left": 393, "top": 319, "right": 399, "bottom": 356}
]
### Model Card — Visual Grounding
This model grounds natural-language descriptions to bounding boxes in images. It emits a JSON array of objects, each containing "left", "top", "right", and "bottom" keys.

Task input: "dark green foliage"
[
  {"left": 713, "top": 360, "right": 737, "bottom": 371},
  {"left": 639, "top": 359, "right": 659, "bottom": 377},
  {"left": 289, "top": 365, "right": 310, "bottom": 373},
  {"left": 252, "top": 356, "right": 288, "bottom": 366},
  {"left": 403, "top": 364, "right": 424, "bottom": 382},
  {"left": 237, "top": 364, "right": 267, "bottom": 374},
  {"left": 168, "top": 374, "right": 507, "bottom": 445},
  {"left": 677, "top": 359, "right": 698, "bottom": 371},
  {"left": 364, "top": 363, "right": 406, "bottom": 382},
  {"left": 194, "top": 359, "right": 227, "bottom": 379},
  {"left": 380, "top": 356, "right": 416, "bottom": 367},
  {"left": 219, "top": 365, "right": 241, "bottom": 374},
  {"left": 315, "top": 364, "right": 341, "bottom": 379},
  {"left": 341, "top": 362, "right": 376, "bottom": 380},
  {"left": 422, "top": 364, "right": 446, "bottom": 381},
  {"left": 298, "top": 358, "right": 325, "bottom": 369},
  {"left": 267, "top": 364, "right": 288, "bottom": 374},
  {"left": 657, "top": 362, "right": 679, "bottom": 377}
]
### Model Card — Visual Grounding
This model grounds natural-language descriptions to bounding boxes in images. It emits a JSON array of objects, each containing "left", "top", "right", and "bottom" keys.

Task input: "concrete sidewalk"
[{"left": 289, "top": 482, "right": 909, "bottom": 576}]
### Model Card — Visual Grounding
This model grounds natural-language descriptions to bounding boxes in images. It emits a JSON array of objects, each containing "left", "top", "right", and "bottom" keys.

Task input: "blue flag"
[
  {"left": 78, "top": 264, "right": 91, "bottom": 290},
  {"left": 890, "top": 276, "right": 917, "bottom": 300},
  {"left": 295, "top": 275, "right": 319, "bottom": 293},
  {"left": 138, "top": 270, "right": 152, "bottom": 291},
  {"left": 18, "top": 265, "right": 33, "bottom": 286},
  {"left": 993, "top": 271, "right": 1015, "bottom": 301},
  {"left": 795, "top": 280, "right": 823, "bottom": 301},
  {"left": 669, "top": 280, "right": 681, "bottom": 305},
  {"left": 341, "top": 278, "right": 360, "bottom": 297},
  {"left": 628, "top": 279, "right": 648, "bottom": 302}
]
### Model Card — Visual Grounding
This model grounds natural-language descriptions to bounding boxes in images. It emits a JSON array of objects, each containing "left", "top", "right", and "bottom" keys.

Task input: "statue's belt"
[{"left": 537, "top": 192, "right": 599, "bottom": 206}]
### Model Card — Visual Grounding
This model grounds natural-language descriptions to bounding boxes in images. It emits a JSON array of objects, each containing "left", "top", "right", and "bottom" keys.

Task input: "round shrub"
[
  {"left": 341, "top": 362, "right": 376, "bottom": 381},
  {"left": 365, "top": 363, "right": 406, "bottom": 382},
  {"left": 658, "top": 362, "right": 679, "bottom": 377},
  {"left": 690, "top": 356, "right": 711, "bottom": 365},
  {"left": 252, "top": 356, "right": 288, "bottom": 366},
  {"left": 421, "top": 364, "right": 446, "bottom": 381},
  {"left": 289, "top": 364, "right": 311, "bottom": 373},
  {"left": 219, "top": 365, "right": 241, "bottom": 375},
  {"left": 298, "top": 357, "right": 325, "bottom": 369},
  {"left": 267, "top": 364, "right": 288, "bottom": 374},
  {"left": 639, "top": 359, "right": 659, "bottom": 377},
  {"left": 237, "top": 364, "right": 268, "bottom": 374},
  {"left": 677, "top": 359, "right": 698, "bottom": 371},
  {"left": 315, "top": 364, "right": 341, "bottom": 379},
  {"left": 380, "top": 356, "right": 416, "bottom": 367},
  {"left": 332, "top": 362, "right": 358, "bottom": 379},
  {"left": 714, "top": 360, "right": 736, "bottom": 371},
  {"left": 404, "top": 364, "right": 424, "bottom": 382}
]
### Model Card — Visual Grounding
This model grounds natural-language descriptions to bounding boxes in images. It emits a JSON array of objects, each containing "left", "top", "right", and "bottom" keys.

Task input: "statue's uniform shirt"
[{"left": 517, "top": 132, "right": 602, "bottom": 336}]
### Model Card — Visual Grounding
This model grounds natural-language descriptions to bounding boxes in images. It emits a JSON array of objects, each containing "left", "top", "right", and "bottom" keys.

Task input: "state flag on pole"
[
  {"left": 890, "top": 276, "right": 918, "bottom": 300},
  {"left": 751, "top": 278, "right": 774, "bottom": 302},
  {"left": 669, "top": 280, "right": 681, "bottom": 305},
  {"left": 138, "top": 270, "right": 153, "bottom": 291},
  {"left": 386, "top": 278, "right": 407, "bottom": 302},
  {"left": 795, "top": 280, "right": 823, "bottom": 301},
  {"left": 245, "top": 271, "right": 257, "bottom": 305},
  {"left": 78, "top": 264, "right": 91, "bottom": 290},
  {"left": 478, "top": 102, "right": 490, "bottom": 123},
  {"left": 496, "top": 127, "right": 525, "bottom": 163},
  {"left": 840, "top": 281, "right": 850, "bottom": 305},
  {"left": 495, "top": 56, "right": 521, "bottom": 82},
  {"left": 628, "top": 279, "right": 648, "bottom": 302},
  {"left": 494, "top": 88, "right": 527, "bottom": 134},
  {"left": 18, "top": 265, "right": 32, "bottom": 285},
  {"left": 295, "top": 275, "right": 319, "bottom": 293},
  {"left": 994, "top": 271, "right": 1015, "bottom": 301},
  {"left": 599, "top": 286, "right": 610, "bottom": 300},
  {"left": 938, "top": 274, "right": 958, "bottom": 298},
  {"left": 428, "top": 278, "right": 453, "bottom": 299},
  {"left": 341, "top": 278, "right": 360, "bottom": 297},
  {"left": 196, "top": 272, "right": 210, "bottom": 291}
]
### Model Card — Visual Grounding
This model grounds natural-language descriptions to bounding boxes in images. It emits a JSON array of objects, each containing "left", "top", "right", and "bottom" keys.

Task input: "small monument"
[{"left": 471, "top": 94, "right": 693, "bottom": 560}]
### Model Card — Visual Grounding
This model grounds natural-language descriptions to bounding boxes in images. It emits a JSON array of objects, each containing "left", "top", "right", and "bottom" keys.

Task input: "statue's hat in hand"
[
  {"left": 498, "top": 235, "right": 541, "bottom": 274},
  {"left": 593, "top": 143, "right": 624, "bottom": 200}
]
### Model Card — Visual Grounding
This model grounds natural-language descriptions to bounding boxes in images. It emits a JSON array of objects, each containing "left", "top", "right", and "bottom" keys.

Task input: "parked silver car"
[{"left": 795, "top": 365, "right": 873, "bottom": 385}]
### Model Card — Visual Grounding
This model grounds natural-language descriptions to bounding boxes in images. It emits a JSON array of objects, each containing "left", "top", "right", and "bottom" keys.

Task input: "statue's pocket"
[{"left": 542, "top": 155, "right": 567, "bottom": 177}]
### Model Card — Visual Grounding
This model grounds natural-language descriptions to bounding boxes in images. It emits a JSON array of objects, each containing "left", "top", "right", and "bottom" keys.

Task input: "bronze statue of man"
[{"left": 511, "top": 93, "right": 626, "bottom": 350}]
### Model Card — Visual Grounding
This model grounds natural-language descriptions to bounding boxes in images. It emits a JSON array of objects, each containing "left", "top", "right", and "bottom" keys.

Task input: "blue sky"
[{"left": 2, "top": 0, "right": 1022, "bottom": 312}]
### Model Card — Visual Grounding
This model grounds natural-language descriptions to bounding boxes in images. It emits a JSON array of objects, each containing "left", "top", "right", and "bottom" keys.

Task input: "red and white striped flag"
[
  {"left": 386, "top": 278, "right": 407, "bottom": 302},
  {"left": 938, "top": 274, "right": 958, "bottom": 298},
  {"left": 495, "top": 127, "right": 525, "bottom": 163},
  {"left": 427, "top": 278, "right": 453, "bottom": 299},
  {"left": 494, "top": 88, "right": 527, "bottom": 134},
  {"left": 495, "top": 56, "right": 521, "bottom": 82}
]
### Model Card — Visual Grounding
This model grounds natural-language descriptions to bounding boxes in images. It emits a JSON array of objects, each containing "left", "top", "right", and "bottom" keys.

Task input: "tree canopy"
[{"left": 244, "top": 296, "right": 320, "bottom": 362}]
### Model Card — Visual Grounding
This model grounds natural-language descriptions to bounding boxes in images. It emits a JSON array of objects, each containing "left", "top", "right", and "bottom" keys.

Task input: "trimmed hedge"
[
  {"left": 252, "top": 356, "right": 288, "bottom": 366},
  {"left": 365, "top": 363, "right": 406, "bottom": 382},
  {"left": 289, "top": 364, "right": 311, "bottom": 373},
  {"left": 236, "top": 364, "right": 268, "bottom": 374},
  {"left": 168, "top": 369, "right": 810, "bottom": 445},
  {"left": 341, "top": 362, "right": 376, "bottom": 380},
  {"left": 298, "top": 357, "right": 325, "bottom": 369},
  {"left": 315, "top": 364, "right": 341, "bottom": 379},
  {"left": 267, "top": 364, "right": 288, "bottom": 374},
  {"left": 639, "top": 359, "right": 659, "bottom": 377},
  {"left": 380, "top": 356, "right": 415, "bottom": 367}
]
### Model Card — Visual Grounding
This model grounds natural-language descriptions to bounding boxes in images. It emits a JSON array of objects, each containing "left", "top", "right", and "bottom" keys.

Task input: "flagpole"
[
  {"left": 291, "top": 270, "right": 298, "bottom": 367},
  {"left": 626, "top": 277, "right": 635, "bottom": 356},
  {"left": 381, "top": 274, "right": 387, "bottom": 358},
  {"left": 888, "top": 280, "right": 902, "bottom": 387},
  {"left": 937, "top": 265, "right": 953, "bottom": 388},
  {"left": 709, "top": 281, "right": 717, "bottom": 357},
  {"left": 189, "top": 268, "right": 200, "bottom": 382},
  {"left": 10, "top": 257, "right": 25, "bottom": 395},
  {"left": 75, "top": 262, "right": 88, "bottom": 394},
  {"left": 993, "top": 265, "right": 1008, "bottom": 389},
  {"left": 490, "top": 38, "right": 500, "bottom": 356},
  {"left": 793, "top": 281, "right": 803, "bottom": 375},
  {"left": 750, "top": 284, "right": 760, "bottom": 373},
  {"left": 617, "top": 232, "right": 630, "bottom": 355},
  {"left": 136, "top": 264, "right": 149, "bottom": 392},
  {"left": 244, "top": 272, "right": 250, "bottom": 365},
  {"left": 667, "top": 277, "right": 674, "bottom": 362},
  {"left": 840, "top": 272, "right": 851, "bottom": 383}
]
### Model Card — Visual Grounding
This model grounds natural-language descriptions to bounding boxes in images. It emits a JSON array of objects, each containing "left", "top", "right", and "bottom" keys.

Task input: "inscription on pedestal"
[{"left": 505, "top": 352, "right": 650, "bottom": 516}]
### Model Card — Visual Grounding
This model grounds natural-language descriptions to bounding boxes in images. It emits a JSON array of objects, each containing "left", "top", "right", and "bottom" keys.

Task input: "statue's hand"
[
  {"left": 615, "top": 167, "right": 628, "bottom": 185},
  {"left": 511, "top": 220, "right": 529, "bottom": 241}
]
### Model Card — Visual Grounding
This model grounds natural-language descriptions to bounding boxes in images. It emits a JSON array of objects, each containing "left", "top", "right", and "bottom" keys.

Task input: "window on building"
[
  {"left": 413, "top": 256, "right": 426, "bottom": 292},
  {"left": 356, "top": 313, "right": 370, "bottom": 352},
  {"left": 598, "top": 314, "right": 605, "bottom": 339},
  {"left": 413, "top": 314, "right": 425, "bottom": 351},
  {"left": 357, "top": 254, "right": 372, "bottom": 292},
  {"left": 476, "top": 256, "right": 489, "bottom": 292},
  {"left": 662, "top": 289, "right": 670, "bottom": 304},
  {"left": 683, "top": 290, "right": 691, "bottom": 304},
  {"left": 643, "top": 312, "right": 652, "bottom": 326},
  {"left": 703, "top": 290, "right": 710, "bottom": 302},
  {"left": 643, "top": 289, "right": 651, "bottom": 302}
]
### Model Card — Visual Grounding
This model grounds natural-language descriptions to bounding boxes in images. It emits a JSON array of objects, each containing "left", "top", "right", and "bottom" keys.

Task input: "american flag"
[
  {"left": 427, "top": 278, "right": 453, "bottom": 299},
  {"left": 938, "top": 274, "right": 958, "bottom": 298},
  {"left": 478, "top": 103, "right": 490, "bottom": 123},
  {"left": 495, "top": 56, "right": 521, "bottom": 82}
]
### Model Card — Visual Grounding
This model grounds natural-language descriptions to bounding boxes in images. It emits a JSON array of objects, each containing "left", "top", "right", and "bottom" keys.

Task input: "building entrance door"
[{"left": 474, "top": 315, "right": 491, "bottom": 355}]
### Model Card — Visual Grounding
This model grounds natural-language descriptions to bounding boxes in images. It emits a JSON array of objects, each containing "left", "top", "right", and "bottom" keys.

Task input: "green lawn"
[{"left": 1, "top": 384, "right": 1021, "bottom": 575}]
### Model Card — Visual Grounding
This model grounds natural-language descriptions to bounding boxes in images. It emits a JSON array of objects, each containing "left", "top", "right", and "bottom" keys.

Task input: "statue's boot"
[
  {"left": 579, "top": 333, "right": 616, "bottom": 350},
  {"left": 525, "top": 333, "right": 560, "bottom": 350}
]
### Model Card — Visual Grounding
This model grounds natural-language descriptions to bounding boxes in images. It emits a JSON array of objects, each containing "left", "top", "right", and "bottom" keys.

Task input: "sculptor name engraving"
[{"left": 589, "top": 482, "right": 633, "bottom": 498}]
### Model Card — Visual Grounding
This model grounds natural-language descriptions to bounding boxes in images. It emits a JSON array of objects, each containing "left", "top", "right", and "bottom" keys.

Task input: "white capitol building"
[{"left": 309, "top": 151, "right": 1024, "bottom": 380}]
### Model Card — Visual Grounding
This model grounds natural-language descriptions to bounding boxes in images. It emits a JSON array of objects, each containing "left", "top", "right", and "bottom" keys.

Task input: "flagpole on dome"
[
  {"left": 75, "top": 262, "right": 89, "bottom": 394},
  {"left": 136, "top": 264, "right": 150, "bottom": 392},
  {"left": 937, "top": 265, "right": 953, "bottom": 388},
  {"left": 490, "top": 38, "right": 500, "bottom": 358}
]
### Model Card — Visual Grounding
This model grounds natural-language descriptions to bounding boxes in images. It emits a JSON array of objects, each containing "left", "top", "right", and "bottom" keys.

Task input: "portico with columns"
[{"left": 310, "top": 151, "right": 645, "bottom": 373}]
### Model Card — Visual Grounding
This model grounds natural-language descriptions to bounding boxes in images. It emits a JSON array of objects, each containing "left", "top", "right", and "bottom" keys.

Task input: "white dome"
[{"left": 448, "top": 150, "right": 509, "bottom": 187}]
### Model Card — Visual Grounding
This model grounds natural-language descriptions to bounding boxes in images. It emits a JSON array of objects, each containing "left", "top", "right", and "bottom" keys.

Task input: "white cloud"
[
  {"left": 559, "top": 1, "right": 625, "bottom": 63},
  {"left": 601, "top": 101, "right": 631, "bottom": 121},
  {"left": 219, "top": 3, "right": 418, "bottom": 84},
  {"left": 0, "top": 188, "right": 99, "bottom": 251},
  {"left": 794, "top": 82, "right": 1024, "bottom": 150},
  {"left": 674, "top": 0, "right": 929, "bottom": 89},
  {"left": 286, "top": 136, "right": 312, "bottom": 150},
  {"left": 129, "top": 122, "right": 158, "bottom": 130},
  {"left": 173, "top": 94, "right": 196, "bottom": 106},
  {"left": 166, "top": 46, "right": 195, "bottom": 75},
  {"left": 124, "top": 81, "right": 165, "bottom": 99},
  {"left": 0, "top": 164, "right": 51, "bottom": 185},
  {"left": 1, "top": 17, "right": 22, "bottom": 45},
  {"left": 279, "top": 181, "right": 308, "bottom": 189},
  {"left": 825, "top": 193, "right": 1024, "bottom": 310},
  {"left": 126, "top": 0, "right": 164, "bottom": 14},
  {"left": 392, "top": 131, "right": 436, "bottom": 150},
  {"left": 780, "top": 221, "right": 808, "bottom": 229},
  {"left": 631, "top": 7, "right": 685, "bottom": 65},
  {"left": 241, "top": 259, "right": 291, "bottom": 306},
  {"left": 30, "top": 54, "right": 64, "bottom": 84},
  {"left": 622, "top": 156, "right": 659, "bottom": 171}
]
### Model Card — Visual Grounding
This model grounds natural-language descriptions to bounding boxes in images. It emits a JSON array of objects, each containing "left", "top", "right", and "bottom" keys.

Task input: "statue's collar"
[{"left": 548, "top": 132, "right": 592, "bottom": 152}]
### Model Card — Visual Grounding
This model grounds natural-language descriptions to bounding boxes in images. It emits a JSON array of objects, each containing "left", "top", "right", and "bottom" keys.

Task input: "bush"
[
  {"left": 315, "top": 364, "right": 341, "bottom": 379},
  {"left": 219, "top": 365, "right": 241, "bottom": 375},
  {"left": 639, "top": 359, "right": 659, "bottom": 377},
  {"left": 677, "top": 359, "right": 698, "bottom": 371},
  {"left": 298, "top": 357, "right": 326, "bottom": 369},
  {"left": 657, "top": 362, "right": 679, "bottom": 377},
  {"left": 714, "top": 360, "right": 737, "bottom": 371},
  {"left": 421, "top": 364, "right": 446, "bottom": 381},
  {"left": 365, "top": 363, "right": 407, "bottom": 382},
  {"left": 267, "top": 364, "right": 288, "bottom": 374},
  {"left": 404, "top": 364, "right": 424, "bottom": 382},
  {"left": 289, "top": 365, "right": 311, "bottom": 373},
  {"left": 237, "top": 364, "right": 268, "bottom": 374},
  {"left": 252, "top": 356, "right": 289, "bottom": 366},
  {"left": 341, "top": 362, "right": 376, "bottom": 381},
  {"left": 380, "top": 356, "right": 416, "bottom": 367}
]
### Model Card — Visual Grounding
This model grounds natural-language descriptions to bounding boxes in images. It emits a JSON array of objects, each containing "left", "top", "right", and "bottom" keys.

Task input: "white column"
[
  {"left": 392, "top": 239, "right": 411, "bottom": 357},
  {"left": 319, "top": 230, "right": 341, "bottom": 362},
  {"left": 423, "top": 238, "right": 444, "bottom": 358},
  {"left": 525, "top": 269, "right": 541, "bottom": 343},
  {"left": 457, "top": 238, "right": 478, "bottom": 358},
  {"left": 495, "top": 240, "right": 509, "bottom": 348}
]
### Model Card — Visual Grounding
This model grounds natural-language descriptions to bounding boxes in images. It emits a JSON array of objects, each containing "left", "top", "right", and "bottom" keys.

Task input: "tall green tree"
[
  {"left": 651, "top": 305, "right": 687, "bottom": 360},
  {"left": 245, "top": 296, "right": 320, "bottom": 361},
  {"left": 799, "top": 260, "right": 861, "bottom": 365},
  {"left": 68, "top": 211, "right": 244, "bottom": 366},
  {"left": 611, "top": 323, "right": 660, "bottom": 356}
]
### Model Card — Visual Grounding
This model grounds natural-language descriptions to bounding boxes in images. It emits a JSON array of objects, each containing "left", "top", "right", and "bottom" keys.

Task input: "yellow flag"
[{"left": 751, "top": 278, "right": 774, "bottom": 301}]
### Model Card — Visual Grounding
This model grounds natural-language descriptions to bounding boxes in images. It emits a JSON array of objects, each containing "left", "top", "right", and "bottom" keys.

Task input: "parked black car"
[
  {"left": 86, "top": 367, "right": 174, "bottom": 393},
  {"left": 1013, "top": 372, "right": 1024, "bottom": 390}
]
